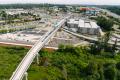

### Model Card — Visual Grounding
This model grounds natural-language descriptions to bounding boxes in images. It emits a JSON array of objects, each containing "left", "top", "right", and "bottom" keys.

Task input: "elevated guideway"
[{"left": 10, "top": 17, "right": 68, "bottom": 80}]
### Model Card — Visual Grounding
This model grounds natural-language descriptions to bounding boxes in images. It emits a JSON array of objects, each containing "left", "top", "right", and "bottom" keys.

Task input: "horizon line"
[{"left": 0, "top": 3, "right": 119, "bottom": 6}]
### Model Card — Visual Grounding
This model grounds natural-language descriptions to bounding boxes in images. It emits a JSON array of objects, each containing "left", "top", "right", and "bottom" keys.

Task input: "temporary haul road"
[{"left": 10, "top": 17, "right": 68, "bottom": 80}]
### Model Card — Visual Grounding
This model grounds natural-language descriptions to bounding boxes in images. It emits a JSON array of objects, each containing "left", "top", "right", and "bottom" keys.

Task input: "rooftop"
[
  {"left": 68, "top": 19, "right": 79, "bottom": 24},
  {"left": 78, "top": 19, "right": 99, "bottom": 29}
]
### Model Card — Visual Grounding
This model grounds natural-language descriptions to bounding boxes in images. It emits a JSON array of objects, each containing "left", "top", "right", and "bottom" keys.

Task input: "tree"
[
  {"left": 0, "top": 11, "right": 7, "bottom": 24},
  {"left": 86, "top": 62, "right": 98, "bottom": 75},
  {"left": 89, "top": 31, "right": 113, "bottom": 55},
  {"left": 112, "top": 39, "right": 117, "bottom": 55},
  {"left": 116, "top": 62, "right": 120, "bottom": 70},
  {"left": 97, "top": 16, "right": 114, "bottom": 31},
  {"left": 104, "top": 64, "right": 117, "bottom": 80},
  {"left": 62, "top": 65, "right": 67, "bottom": 80},
  {"left": 7, "top": 14, "right": 13, "bottom": 24},
  {"left": 99, "top": 65, "right": 104, "bottom": 80},
  {"left": 0, "top": 11, "right": 7, "bottom": 19},
  {"left": 103, "top": 32, "right": 112, "bottom": 52},
  {"left": 58, "top": 44, "right": 65, "bottom": 52}
]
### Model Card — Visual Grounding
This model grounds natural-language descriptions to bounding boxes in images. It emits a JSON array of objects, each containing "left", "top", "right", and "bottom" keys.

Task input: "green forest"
[
  {"left": 0, "top": 4, "right": 45, "bottom": 9},
  {"left": 99, "top": 6, "right": 120, "bottom": 15},
  {"left": 0, "top": 4, "right": 67, "bottom": 9},
  {"left": 28, "top": 42, "right": 120, "bottom": 80},
  {"left": 105, "top": 6, "right": 120, "bottom": 15}
]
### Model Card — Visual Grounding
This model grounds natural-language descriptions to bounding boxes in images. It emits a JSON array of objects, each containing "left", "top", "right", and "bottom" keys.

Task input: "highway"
[{"left": 10, "top": 17, "right": 67, "bottom": 80}]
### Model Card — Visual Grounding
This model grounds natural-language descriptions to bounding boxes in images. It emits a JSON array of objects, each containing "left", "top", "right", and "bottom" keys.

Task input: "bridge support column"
[
  {"left": 36, "top": 53, "right": 40, "bottom": 65},
  {"left": 24, "top": 72, "right": 28, "bottom": 80},
  {"left": 46, "top": 39, "right": 51, "bottom": 45}
]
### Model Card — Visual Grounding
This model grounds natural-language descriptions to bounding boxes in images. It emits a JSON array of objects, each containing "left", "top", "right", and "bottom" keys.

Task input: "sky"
[{"left": 0, "top": 0, "right": 120, "bottom": 5}]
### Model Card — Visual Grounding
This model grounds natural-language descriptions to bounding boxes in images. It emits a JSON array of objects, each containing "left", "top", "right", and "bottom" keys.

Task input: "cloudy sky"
[{"left": 0, "top": 0, "right": 120, "bottom": 5}]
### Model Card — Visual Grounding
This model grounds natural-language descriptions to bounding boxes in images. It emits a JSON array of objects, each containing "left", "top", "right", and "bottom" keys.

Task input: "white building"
[
  {"left": 67, "top": 19, "right": 79, "bottom": 28},
  {"left": 5, "top": 9, "right": 28, "bottom": 15},
  {"left": 78, "top": 20, "right": 100, "bottom": 35},
  {"left": 67, "top": 19, "right": 100, "bottom": 35}
]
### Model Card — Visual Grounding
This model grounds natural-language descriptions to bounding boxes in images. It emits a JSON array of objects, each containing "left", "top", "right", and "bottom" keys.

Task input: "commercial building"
[
  {"left": 67, "top": 19, "right": 101, "bottom": 35},
  {"left": 80, "top": 7, "right": 100, "bottom": 16}
]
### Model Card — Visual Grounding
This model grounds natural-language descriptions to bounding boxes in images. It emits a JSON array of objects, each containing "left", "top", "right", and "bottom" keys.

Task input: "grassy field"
[{"left": 0, "top": 46, "right": 28, "bottom": 79}]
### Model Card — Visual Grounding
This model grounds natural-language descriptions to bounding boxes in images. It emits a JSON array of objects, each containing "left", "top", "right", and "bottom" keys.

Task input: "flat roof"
[
  {"left": 78, "top": 19, "right": 99, "bottom": 29},
  {"left": 78, "top": 19, "right": 84, "bottom": 28},
  {"left": 90, "top": 21, "right": 99, "bottom": 28},
  {"left": 85, "top": 22, "right": 91, "bottom": 28},
  {"left": 67, "top": 19, "right": 79, "bottom": 24}
]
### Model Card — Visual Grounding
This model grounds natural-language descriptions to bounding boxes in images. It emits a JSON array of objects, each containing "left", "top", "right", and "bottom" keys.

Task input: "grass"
[{"left": 0, "top": 46, "right": 28, "bottom": 79}]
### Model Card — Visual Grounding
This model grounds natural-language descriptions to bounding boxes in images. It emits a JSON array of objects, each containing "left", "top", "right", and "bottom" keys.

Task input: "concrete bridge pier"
[
  {"left": 36, "top": 53, "right": 40, "bottom": 65},
  {"left": 23, "top": 72, "right": 28, "bottom": 80}
]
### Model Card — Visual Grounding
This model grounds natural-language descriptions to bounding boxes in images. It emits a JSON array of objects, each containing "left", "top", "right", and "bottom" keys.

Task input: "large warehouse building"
[{"left": 67, "top": 19, "right": 101, "bottom": 35}]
